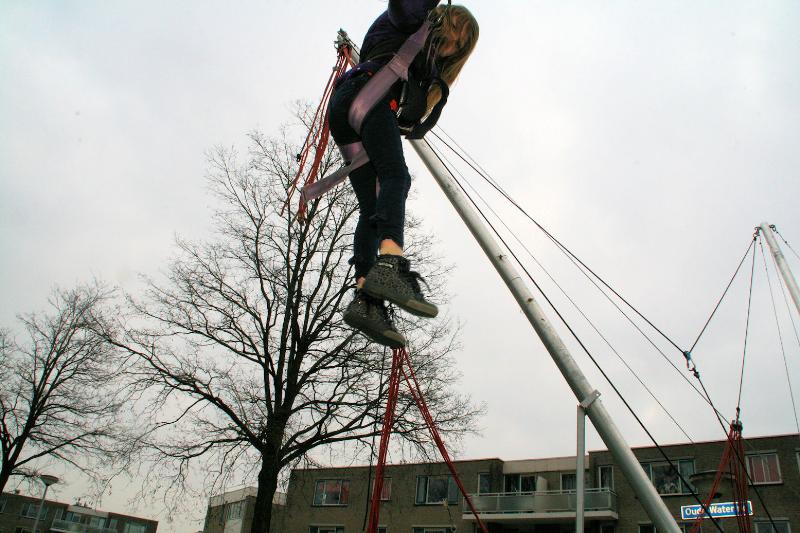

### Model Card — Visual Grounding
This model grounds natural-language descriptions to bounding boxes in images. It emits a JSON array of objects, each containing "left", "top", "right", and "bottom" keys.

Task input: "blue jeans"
[{"left": 328, "top": 74, "right": 412, "bottom": 280}]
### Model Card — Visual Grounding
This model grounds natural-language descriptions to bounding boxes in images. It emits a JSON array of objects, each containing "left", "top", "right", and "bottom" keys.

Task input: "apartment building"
[
  {"left": 0, "top": 492, "right": 157, "bottom": 533},
  {"left": 203, "top": 487, "right": 287, "bottom": 533},
  {"left": 274, "top": 433, "right": 799, "bottom": 533}
]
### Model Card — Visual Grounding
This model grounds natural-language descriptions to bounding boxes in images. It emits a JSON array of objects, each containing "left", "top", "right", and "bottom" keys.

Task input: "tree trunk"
[
  {"left": 0, "top": 462, "right": 13, "bottom": 494},
  {"left": 251, "top": 452, "right": 282, "bottom": 533},
  {"left": 0, "top": 444, "right": 23, "bottom": 493}
]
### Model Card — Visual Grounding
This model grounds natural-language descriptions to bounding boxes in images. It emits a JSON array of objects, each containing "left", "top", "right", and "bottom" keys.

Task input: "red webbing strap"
[
  {"left": 691, "top": 422, "right": 751, "bottom": 533},
  {"left": 398, "top": 349, "right": 490, "bottom": 533},
  {"left": 284, "top": 45, "right": 355, "bottom": 220},
  {"left": 365, "top": 348, "right": 489, "bottom": 533},
  {"left": 732, "top": 427, "right": 752, "bottom": 533},
  {"left": 365, "top": 348, "right": 403, "bottom": 533}
]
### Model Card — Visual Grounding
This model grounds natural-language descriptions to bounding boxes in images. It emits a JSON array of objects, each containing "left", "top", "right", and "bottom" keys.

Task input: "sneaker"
[
  {"left": 362, "top": 255, "right": 439, "bottom": 318},
  {"left": 343, "top": 290, "right": 406, "bottom": 348}
]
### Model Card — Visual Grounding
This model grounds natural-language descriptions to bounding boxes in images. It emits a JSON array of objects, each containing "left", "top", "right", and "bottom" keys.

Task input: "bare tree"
[
  {"left": 106, "top": 117, "right": 480, "bottom": 533},
  {"left": 0, "top": 283, "right": 127, "bottom": 492}
]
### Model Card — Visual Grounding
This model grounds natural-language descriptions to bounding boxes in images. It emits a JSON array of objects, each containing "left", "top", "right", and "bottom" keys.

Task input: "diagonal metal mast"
[
  {"left": 410, "top": 138, "right": 681, "bottom": 532},
  {"left": 760, "top": 222, "right": 800, "bottom": 318}
]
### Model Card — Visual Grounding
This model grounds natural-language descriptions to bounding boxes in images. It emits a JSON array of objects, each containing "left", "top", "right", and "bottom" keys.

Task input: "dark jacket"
[{"left": 340, "top": 0, "right": 441, "bottom": 90}]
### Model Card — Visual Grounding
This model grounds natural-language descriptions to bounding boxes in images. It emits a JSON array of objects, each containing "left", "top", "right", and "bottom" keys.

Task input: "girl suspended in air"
[{"left": 328, "top": 1, "right": 479, "bottom": 348}]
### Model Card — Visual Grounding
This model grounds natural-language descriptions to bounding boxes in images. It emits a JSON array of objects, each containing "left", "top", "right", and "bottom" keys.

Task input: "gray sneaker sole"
[
  {"left": 344, "top": 313, "right": 406, "bottom": 348},
  {"left": 362, "top": 282, "right": 439, "bottom": 318}
]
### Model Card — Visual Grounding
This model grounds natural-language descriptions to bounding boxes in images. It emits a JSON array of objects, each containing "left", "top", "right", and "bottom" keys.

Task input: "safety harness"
[{"left": 300, "top": 19, "right": 448, "bottom": 205}]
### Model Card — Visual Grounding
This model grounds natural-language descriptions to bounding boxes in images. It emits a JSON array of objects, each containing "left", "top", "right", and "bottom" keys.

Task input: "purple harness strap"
[
  {"left": 300, "top": 21, "right": 432, "bottom": 204},
  {"left": 300, "top": 142, "right": 368, "bottom": 203},
  {"left": 348, "top": 21, "right": 432, "bottom": 133}
]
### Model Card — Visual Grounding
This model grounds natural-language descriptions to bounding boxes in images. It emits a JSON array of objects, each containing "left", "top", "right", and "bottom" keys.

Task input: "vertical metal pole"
[
  {"left": 410, "top": 139, "right": 680, "bottom": 533},
  {"left": 760, "top": 222, "right": 800, "bottom": 318},
  {"left": 576, "top": 406, "right": 586, "bottom": 533},
  {"left": 30, "top": 483, "right": 50, "bottom": 533}
]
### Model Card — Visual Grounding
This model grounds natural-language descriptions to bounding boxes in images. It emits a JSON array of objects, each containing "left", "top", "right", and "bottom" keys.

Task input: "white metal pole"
[
  {"left": 30, "top": 474, "right": 58, "bottom": 533},
  {"left": 410, "top": 138, "right": 680, "bottom": 533},
  {"left": 30, "top": 485, "right": 50, "bottom": 533},
  {"left": 576, "top": 406, "right": 586, "bottom": 533},
  {"left": 760, "top": 222, "right": 800, "bottom": 318}
]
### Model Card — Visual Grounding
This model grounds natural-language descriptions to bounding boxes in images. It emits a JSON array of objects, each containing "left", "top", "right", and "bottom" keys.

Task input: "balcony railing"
[
  {"left": 50, "top": 519, "right": 117, "bottom": 533},
  {"left": 463, "top": 488, "right": 617, "bottom": 515}
]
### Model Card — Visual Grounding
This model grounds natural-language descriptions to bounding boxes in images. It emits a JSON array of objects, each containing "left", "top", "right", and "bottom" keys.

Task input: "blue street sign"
[{"left": 681, "top": 501, "right": 753, "bottom": 520}]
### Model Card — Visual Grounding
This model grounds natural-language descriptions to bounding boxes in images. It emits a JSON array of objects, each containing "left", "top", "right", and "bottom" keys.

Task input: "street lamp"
[{"left": 31, "top": 474, "right": 59, "bottom": 533}]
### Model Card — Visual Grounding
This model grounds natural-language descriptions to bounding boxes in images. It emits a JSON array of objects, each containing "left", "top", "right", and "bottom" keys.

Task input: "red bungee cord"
[
  {"left": 284, "top": 40, "right": 355, "bottom": 221},
  {"left": 365, "top": 348, "right": 489, "bottom": 533}
]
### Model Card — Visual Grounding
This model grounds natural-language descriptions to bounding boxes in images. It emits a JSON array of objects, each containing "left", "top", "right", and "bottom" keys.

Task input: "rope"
[
  {"left": 365, "top": 348, "right": 489, "bottom": 533},
  {"left": 771, "top": 245, "right": 800, "bottom": 383},
  {"left": 759, "top": 239, "right": 800, "bottom": 436},
  {"left": 397, "top": 349, "right": 488, "bottom": 533},
  {"left": 284, "top": 40, "right": 355, "bottom": 220},
  {"left": 424, "top": 139, "right": 727, "bottom": 533},
  {"left": 362, "top": 346, "right": 390, "bottom": 531},
  {"left": 431, "top": 128, "right": 739, "bottom": 425},
  {"left": 430, "top": 140, "right": 697, "bottom": 444},
  {"left": 691, "top": 422, "right": 751, "bottom": 533},
  {"left": 428, "top": 130, "right": 732, "bottom": 425},
  {"left": 736, "top": 234, "right": 758, "bottom": 412},
  {"left": 424, "top": 130, "right": 785, "bottom": 533},
  {"left": 365, "top": 348, "right": 402, "bottom": 533},
  {"left": 689, "top": 235, "right": 757, "bottom": 353},
  {"left": 432, "top": 128, "right": 686, "bottom": 354},
  {"left": 774, "top": 226, "right": 800, "bottom": 262}
]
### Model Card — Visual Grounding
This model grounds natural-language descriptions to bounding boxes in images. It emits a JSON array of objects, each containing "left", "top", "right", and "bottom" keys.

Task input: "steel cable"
[{"left": 424, "top": 138, "right": 727, "bottom": 533}]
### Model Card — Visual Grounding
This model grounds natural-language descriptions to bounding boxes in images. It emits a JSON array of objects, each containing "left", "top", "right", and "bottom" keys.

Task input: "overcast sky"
[{"left": 2, "top": 1, "right": 799, "bottom": 532}]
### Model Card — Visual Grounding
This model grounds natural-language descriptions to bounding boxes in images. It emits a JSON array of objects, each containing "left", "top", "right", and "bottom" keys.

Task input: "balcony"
[
  {"left": 462, "top": 489, "right": 618, "bottom": 524},
  {"left": 50, "top": 519, "right": 117, "bottom": 533}
]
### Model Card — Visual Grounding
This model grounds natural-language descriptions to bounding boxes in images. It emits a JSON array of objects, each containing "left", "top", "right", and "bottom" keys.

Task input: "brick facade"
[
  {"left": 201, "top": 433, "right": 799, "bottom": 533},
  {"left": 0, "top": 492, "right": 157, "bottom": 533}
]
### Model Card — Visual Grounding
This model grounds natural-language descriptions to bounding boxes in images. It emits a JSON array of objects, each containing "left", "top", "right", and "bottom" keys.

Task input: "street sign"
[{"left": 681, "top": 501, "right": 753, "bottom": 520}]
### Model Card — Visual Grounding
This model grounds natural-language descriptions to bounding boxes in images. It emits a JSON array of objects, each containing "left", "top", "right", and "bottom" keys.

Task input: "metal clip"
[{"left": 580, "top": 390, "right": 601, "bottom": 409}]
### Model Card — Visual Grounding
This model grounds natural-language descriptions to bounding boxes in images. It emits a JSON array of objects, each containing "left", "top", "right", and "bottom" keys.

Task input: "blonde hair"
[{"left": 426, "top": 5, "right": 479, "bottom": 113}]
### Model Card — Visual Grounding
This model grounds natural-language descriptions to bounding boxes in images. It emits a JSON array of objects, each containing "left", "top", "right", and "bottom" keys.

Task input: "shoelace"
[
  {"left": 360, "top": 291, "right": 395, "bottom": 322},
  {"left": 403, "top": 270, "right": 430, "bottom": 297}
]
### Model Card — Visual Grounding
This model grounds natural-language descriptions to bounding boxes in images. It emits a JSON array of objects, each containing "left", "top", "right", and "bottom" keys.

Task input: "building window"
[
  {"left": 561, "top": 473, "right": 576, "bottom": 492},
  {"left": 598, "top": 465, "right": 614, "bottom": 490},
  {"left": 308, "top": 527, "right": 344, "bottom": 533},
  {"left": 477, "top": 473, "right": 491, "bottom": 494},
  {"left": 224, "top": 501, "right": 243, "bottom": 521},
  {"left": 313, "top": 480, "right": 350, "bottom": 506},
  {"left": 504, "top": 474, "right": 518, "bottom": 492},
  {"left": 20, "top": 503, "right": 47, "bottom": 520},
  {"left": 412, "top": 529, "right": 452, "bottom": 533},
  {"left": 122, "top": 522, "right": 147, "bottom": 533},
  {"left": 503, "top": 473, "right": 536, "bottom": 493},
  {"left": 89, "top": 517, "right": 106, "bottom": 528},
  {"left": 746, "top": 453, "right": 782, "bottom": 484},
  {"left": 415, "top": 475, "right": 458, "bottom": 505},
  {"left": 108, "top": 519, "right": 118, "bottom": 530},
  {"left": 370, "top": 478, "right": 392, "bottom": 501},
  {"left": 600, "top": 524, "right": 616, "bottom": 533},
  {"left": 641, "top": 459, "right": 694, "bottom": 495},
  {"left": 754, "top": 521, "right": 790, "bottom": 533}
]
